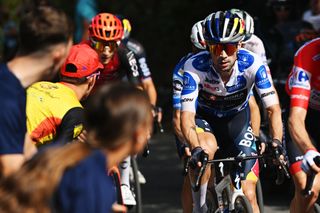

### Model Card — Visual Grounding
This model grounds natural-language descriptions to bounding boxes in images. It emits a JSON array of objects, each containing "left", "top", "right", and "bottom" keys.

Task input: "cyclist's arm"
[
  {"left": 173, "top": 109, "right": 185, "bottom": 142},
  {"left": 181, "top": 111, "right": 200, "bottom": 149},
  {"left": 288, "top": 106, "right": 314, "bottom": 152},
  {"left": 141, "top": 78, "right": 157, "bottom": 106},
  {"left": 254, "top": 64, "right": 282, "bottom": 141},
  {"left": 117, "top": 47, "right": 141, "bottom": 86},
  {"left": 180, "top": 71, "right": 201, "bottom": 149},
  {"left": 248, "top": 95, "right": 261, "bottom": 137},
  {"left": 53, "top": 107, "right": 85, "bottom": 145},
  {"left": 266, "top": 102, "right": 283, "bottom": 141},
  {"left": 286, "top": 66, "right": 313, "bottom": 152}
]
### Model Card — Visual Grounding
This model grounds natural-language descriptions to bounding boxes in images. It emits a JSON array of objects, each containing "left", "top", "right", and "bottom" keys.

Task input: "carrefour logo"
[
  {"left": 255, "top": 66, "right": 271, "bottom": 89},
  {"left": 298, "top": 70, "right": 309, "bottom": 82}
]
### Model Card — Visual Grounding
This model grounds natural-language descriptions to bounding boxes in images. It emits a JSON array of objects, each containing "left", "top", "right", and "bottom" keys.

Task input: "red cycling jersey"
[
  {"left": 286, "top": 38, "right": 320, "bottom": 110},
  {"left": 82, "top": 40, "right": 141, "bottom": 91}
]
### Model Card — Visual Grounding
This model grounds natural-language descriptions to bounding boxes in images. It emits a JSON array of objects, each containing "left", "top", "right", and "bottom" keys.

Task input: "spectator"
[
  {"left": 302, "top": 0, "right": 320, "bottom": 31},
  {"left": 0, "top": 5, "right": 72, "bottom": 177},
  {"left": 0, "top": 83, "right": 153, "bottom": 213},
  {"left": 74, "top": 0, "right": 98, "bottom": 43},
  {"left": 26, "top": 43, "right": 102, "bottom": 148}
]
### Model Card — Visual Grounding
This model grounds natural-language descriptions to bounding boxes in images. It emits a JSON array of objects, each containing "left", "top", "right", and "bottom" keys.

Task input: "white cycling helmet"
[
  {"left": 204, "top": 10, "right": 245, "bottom": 44},
  {"left": 230, "top": 9, "right": 254, "bottom": 41},
  {"left": 190, "top": 20, "right": 206, "bottom": 50}
]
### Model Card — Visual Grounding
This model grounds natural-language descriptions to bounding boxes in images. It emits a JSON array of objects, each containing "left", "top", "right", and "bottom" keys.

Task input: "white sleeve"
[{"left": 181, "top": 69, "right": 200, "bottom": 113}]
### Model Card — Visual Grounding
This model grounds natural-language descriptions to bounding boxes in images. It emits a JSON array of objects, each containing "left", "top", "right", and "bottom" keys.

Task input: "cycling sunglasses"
[
  {"left": 91, "top": 39, "right": 118, "bottom": 52},
  {"left": 207, "top": 43, "right": 239, "bottom": 56}
]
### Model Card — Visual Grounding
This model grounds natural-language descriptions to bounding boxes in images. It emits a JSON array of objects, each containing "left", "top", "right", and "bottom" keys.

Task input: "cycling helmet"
[
  {"left": 190, "top": 20, "right": 206, "bottom": 50},
  {"left": 204, "top": 10, "right": 245, "bottom": 43},
  {"left": 116, "top": 15, "right": 132, "bottom": 40},
  {"left": 89, "top": 13, "right": 124, "bottom": 41},
  {"left": 229, "top": 9, "right": 254, "bottom": 41}
]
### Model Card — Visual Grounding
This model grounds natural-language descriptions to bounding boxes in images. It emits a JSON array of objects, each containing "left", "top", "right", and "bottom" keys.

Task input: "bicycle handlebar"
[
  {"left": 301, "top": 156, "right": 320, "bottom": 196},
  {"left": 193, "top": 154, "right": 262, "bottom": 192}
]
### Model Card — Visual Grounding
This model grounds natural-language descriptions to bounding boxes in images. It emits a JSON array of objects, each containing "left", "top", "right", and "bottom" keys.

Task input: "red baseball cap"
[{"left": 60, "top": 43, "right": 103, "bottom": 79}]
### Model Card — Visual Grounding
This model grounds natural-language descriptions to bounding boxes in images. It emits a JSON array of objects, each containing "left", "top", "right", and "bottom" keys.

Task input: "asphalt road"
[{"left": 138, "top": 130, "right": 292, "bottom": 213}]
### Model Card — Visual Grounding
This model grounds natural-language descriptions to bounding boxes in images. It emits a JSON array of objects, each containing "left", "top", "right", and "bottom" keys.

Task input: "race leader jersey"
[
  {"left": 27, "top": 82, "right": 84, "bottom": 145},
  {"left": 286, "top": 38, "right": 320, "bottom": 110},
  {"left": 242, "top": 34, "right": 269, "bottom": 69},
  {"left": 181, "top": 49, "right": 278, "bottom": 117}
]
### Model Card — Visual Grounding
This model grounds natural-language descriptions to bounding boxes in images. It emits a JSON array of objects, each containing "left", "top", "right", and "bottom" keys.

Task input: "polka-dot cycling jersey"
[{"left": 181, "top": 49, "right": 278, "bottom": 117}]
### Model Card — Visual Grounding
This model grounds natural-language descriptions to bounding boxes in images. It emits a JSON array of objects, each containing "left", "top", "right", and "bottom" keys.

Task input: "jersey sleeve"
[
  {"left": 127, "top": 40, "right": 152, "bottom": 81},
  {"left": 117, "top": 46, "right": 142, "bottom": 85},
  {"left": 181, "top": 60, "right": 200, "bottom": 113},
  {"left": 286, "top": 66, "right": 311, "bottom": 109},
  {"left": 172, "top": 56, "right": 188, "bottom": 110},
  {"left": 53, "top": 107, "right": 84, "bottom": 145},
  {"left": 253, "top": 64, "right": 279, "bottom": 108}
]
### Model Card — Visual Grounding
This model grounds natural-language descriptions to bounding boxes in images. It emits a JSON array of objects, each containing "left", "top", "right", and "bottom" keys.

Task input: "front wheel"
[{"left": 233, "top": 195, "right": 253, "bottom": 213}]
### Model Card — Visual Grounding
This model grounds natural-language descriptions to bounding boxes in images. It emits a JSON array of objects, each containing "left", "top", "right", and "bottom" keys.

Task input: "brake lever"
[{"left": 194, "top": 153, "right": 209, "bottom": 192}]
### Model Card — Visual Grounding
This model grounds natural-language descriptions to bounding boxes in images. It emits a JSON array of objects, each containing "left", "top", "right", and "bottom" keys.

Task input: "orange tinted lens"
[
  {"left": 209, "top": 44, "right": 223, "bottom": 55},
  {"left": 225, "top": 44, "right": 238, "bottom": 55},
  {"left": 93, "top": 40, "right": 104, "bottom": 52}
]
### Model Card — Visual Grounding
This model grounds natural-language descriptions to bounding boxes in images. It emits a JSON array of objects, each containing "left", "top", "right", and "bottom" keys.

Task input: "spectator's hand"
[
  {"left": 301, "top": 149, "right": 320, "bottom": 174},
  {"left": 77, "top": 130, "right": 87, "bottom": 143}
]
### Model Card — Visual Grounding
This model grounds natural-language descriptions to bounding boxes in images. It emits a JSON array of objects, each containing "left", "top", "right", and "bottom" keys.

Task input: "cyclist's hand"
[
  {"left": 271, "top": 138, "right": 287, "bottom": 166},
  {"left": 190, "top": 147, "right": 205, "bottom": 169},
  {"left": 185, "top": 146, "right": 191, "bottom": 157},
  {"left": 77, "top": 130, "right": 87, "bottom": 143},
  {"left": 112, "top": 203, "right": 127, "bottom": 213},
  {"left": 255, "top": 136, "right": 266, "bottom": 154},
  {"left": 302, "top": 149, "right": 320, "bottom": 174},
  {"left": 260, "top": 142, "right": 266, "bottom": 154}
]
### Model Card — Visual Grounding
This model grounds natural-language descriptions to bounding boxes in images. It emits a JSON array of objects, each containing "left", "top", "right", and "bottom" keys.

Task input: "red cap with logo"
[{"left": 60, "top": 43, "right": 103, "bottom": 79}]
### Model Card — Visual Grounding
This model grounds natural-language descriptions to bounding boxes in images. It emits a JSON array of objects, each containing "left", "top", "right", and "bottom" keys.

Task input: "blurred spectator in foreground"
[
  {"left": 0, "top": 83, "right": 152, "bottom": 213},
  {"left": 0, "top": 5, "right": 73, "bottom": 177},
  {"left": 74, "top": 0, "right": 98, "bottom": 43}
]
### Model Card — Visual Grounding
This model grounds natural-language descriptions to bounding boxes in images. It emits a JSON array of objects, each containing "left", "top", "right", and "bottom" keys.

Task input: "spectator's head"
[
  {"left": 190, "top": 20, "right": 206, "bottom": 52},
  {"left": 89, "top": 13, "right": 123, "bottom": 64},
  {"left": 18, "top": 6, "right": 72, "bottom": 55},
  {"left": 204, "top": 10, "right": 245, "bottom": 73},
  {"left": 60, "top": 43, "right": 103, "bottom": 100},
  {"left": 85, "top": 83, "right": 153, "bottom": 154},
  {"left": 269, "top": 0, "right": 294, "bottom": 23},
  {"left": 17, "top": 5, "right": 73, "bottom": 81},
  {"left": 310, "top": 0, "right": 320, "bottom": 15}
]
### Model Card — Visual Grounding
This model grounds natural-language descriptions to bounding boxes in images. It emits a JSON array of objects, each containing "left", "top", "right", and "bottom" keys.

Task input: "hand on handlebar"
[
  {"left": 190, "top": 147, "right": 206, "bottom": 169},
  {"left": 302, "top": 149, "right": 320, "bottom": 174}
]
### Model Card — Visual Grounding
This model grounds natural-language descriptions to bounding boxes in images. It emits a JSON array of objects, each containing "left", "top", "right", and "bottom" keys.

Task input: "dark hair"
[
  {"left": 18, "top": 5, "right": 73, "bottom": 55},
  {"left": 85, "top": 83, "right": 153, "bottom": 148},
  {"left": 0, "top": 83, "right": 152, "bottom": 212}
]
